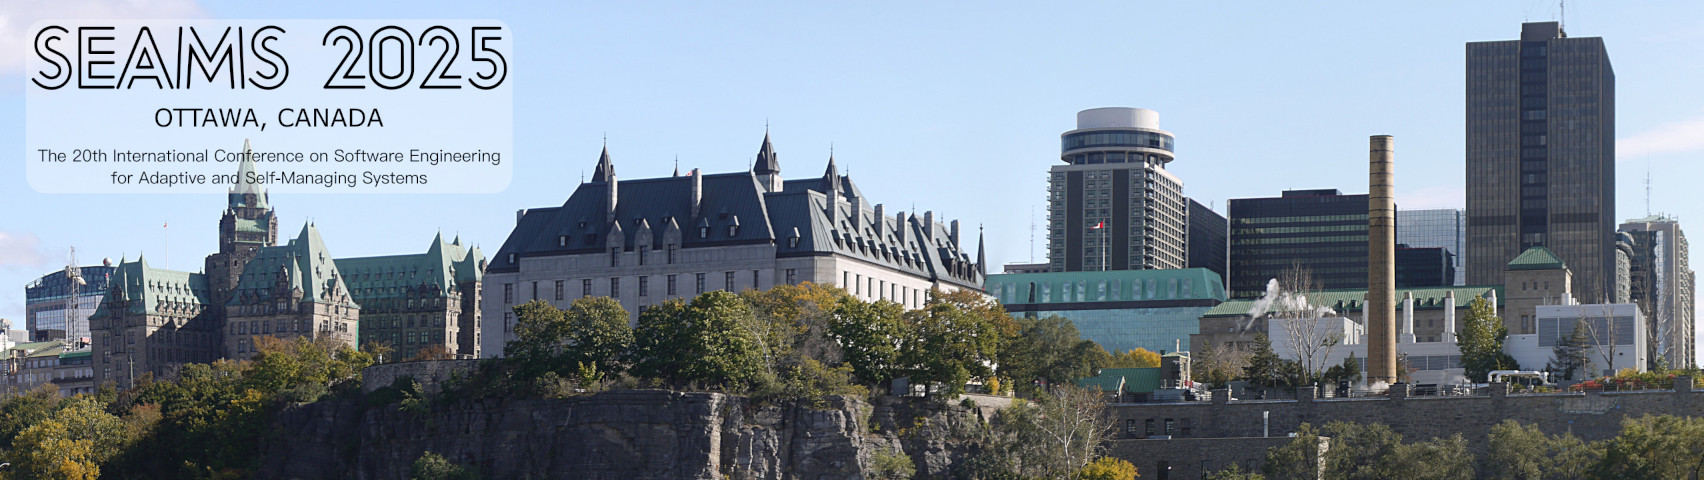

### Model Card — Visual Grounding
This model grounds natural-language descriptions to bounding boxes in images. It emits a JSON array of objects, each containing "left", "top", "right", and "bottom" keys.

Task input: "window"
[
  {"left": 582, "top": 279, "right": 592, "bottom": 297},
  {"left": 555, "top": 280, "right": 564, "bottom": 301},
  {"left": 639, "top": 276, "right": 649, "bottom": 297},
  {"left": 610, "top": 248, "right": 620, "bottom": 267},
  {"left": 843, "top": 271, "right": 850, "bottom": 288},
  {"left": 638, "top": 245, "right": 647, "bottom": 265},
  {"left": 667, "top": 244, "right": 677, "bottom": 264},
  {"left": 503, "top": 311, "right": 513, "bottom": 333},
  {"left": 532, "top": 282, "right": 538, "bottom": 300},
  {"left": 507, "top": 253, "right": 516, "bottom": 264},
  {"left": 752, "top": 270, "right": 760, "bottom": 289},
  {"left": 699, "top": 227, "right": 709, "bottom": 238},
  {"left": 855, "top": 274, "right": 862, "bottom": 295},
  {"left": 558, "top": 235, "right": 567, "bottom": 247},
  {"left": 667, "top": 275, "right": 678, "bottom": 296},
  {"left": 1164, "top": 418, "right": 1175, "bottom": 436},
  {"left": 785, "top": 269, "right": 796, "bottom": 285},
  {"left": 724, "top": 271, "right": 735, "bottom": 291},
  {"left": 610, "top": 278, "right": 620, "bottom": 297},
  {"left": 503, "top": 283, "right": 513, "bottom": 303},
  {"left": 1145, "top": 419, "right": 1155, "bottom": 436},
  {"left": 696, "top": 273, "right": 706, "bottom": 294}
]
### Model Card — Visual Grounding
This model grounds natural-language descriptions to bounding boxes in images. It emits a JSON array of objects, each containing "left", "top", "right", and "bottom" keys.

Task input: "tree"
[
  {"left": 996, "top": 315, "right": 1105, "bottom": 396},
  {"left": 1244, "top": 334, "right": 1286, "bottom": 393},
  {"left": 827, "top": 297, "right": 912, "bottom": 387},
  {"left": 981, "top": 385, "right": 1118, "bottom": 478},
  {"left": 1208, "top": 463, "right": 1266, "bottom": 480},
  {"left": 902, "top": 289, "right": 1013, "bottom": 397},
  {"left": 559, "top": 296, "right": 635, "bottom": 375},
  {"left": 1261, "top": 423, "right": 1323, "bottom": 480},
  {"left": 630, "top": 291, "right": 766, "bottom": 388},
  {"left": 1486, "top": 420, "right": 1597, "bottom": 480},
  {"left": 1592, "top": 415, "right": 1704, "bottom": 479},
  {"left": 1546, "top": 320, "right": 1596, "bottom": 383},
  {"left": 1264, "top": 421, "right": 1475, "bottom": 480},
  {"left": 11, "top": 396, "right": 132, "bottom": 480},
  {"left": 1106, "top": 348, "right": 1162, "bottom": 369},
  {"left": 1193, "top": 341, "right": 1252, "bottom": 389},
  {"left": 1264, "top": 266, "right": 1343, "bottom": 387},
  {"left": 1578, "top": 303, "right": 1621, "bottom": 379},
  {"left": 504, "top": 299, "right": 568, "bottom": 377},
  {"left": 1457, "top": 297, "right": 1517, "bottom": 383},
  {"left": 410, "top": 451, "right": 482, "bottom": 480},
  {"left": 1076, "top": 457, "right": 1139, "bottom": 480}
]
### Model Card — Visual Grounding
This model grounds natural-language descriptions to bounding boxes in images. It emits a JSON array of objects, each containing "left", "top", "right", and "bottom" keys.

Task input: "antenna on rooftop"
[{"left": 1645, "top": 161, "right": 1652, "bottom": 216}]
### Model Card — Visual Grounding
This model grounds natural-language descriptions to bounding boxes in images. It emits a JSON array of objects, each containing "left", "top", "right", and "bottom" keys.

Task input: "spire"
[
  {"left": 229, "top": 138, "right": 268, "bottom": 209},
  {"left": 976, "top": 225, "right": 987, "bottom": 276},
  {"left": 673, "top": 156, "right": 680, "bottom": 177},
  {"left": 591, "top": 146, "right": 615, "bottom": 183},
  {"left": 753, "top": 132, "right": 780, "bottom": 175}
]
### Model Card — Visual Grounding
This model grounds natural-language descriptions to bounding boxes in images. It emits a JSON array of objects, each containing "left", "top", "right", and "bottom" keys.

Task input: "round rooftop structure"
[{"left": 1060, "top": 107, "right": 1175, "bottom": 166}]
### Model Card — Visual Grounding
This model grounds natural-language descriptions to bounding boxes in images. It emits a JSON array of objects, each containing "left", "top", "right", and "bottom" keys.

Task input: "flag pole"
[{"left": 163, "top": 221, "right": 169, "bottom": 269}]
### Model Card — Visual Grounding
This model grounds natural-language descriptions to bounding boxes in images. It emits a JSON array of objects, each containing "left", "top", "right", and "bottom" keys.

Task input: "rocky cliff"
[{"left": 259, "top": 389, "right": 985, "bottom": 480}]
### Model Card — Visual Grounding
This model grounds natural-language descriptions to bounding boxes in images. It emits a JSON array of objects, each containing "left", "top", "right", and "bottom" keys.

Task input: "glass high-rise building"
[
  {"left": 1397, "top": 208, "right": 1466, "bottom": 285},
  {"left": 1187, "top": 199, "right": 1229, "bottom": 290},
  {"left": 1227, "top": 189, "right": 1369, "bottom": 299},
  {"left": 1619, "top": 215, "right": 1694, "bottom": 368},
  {"left": 1466, "top": 21, "right": 1616, "bottom": 302},
  {"left": 1047, "top": 108, "right": 1186, "bottom": 272}
]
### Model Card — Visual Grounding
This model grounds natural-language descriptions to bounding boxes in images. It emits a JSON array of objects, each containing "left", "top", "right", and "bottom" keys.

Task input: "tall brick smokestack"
[{"left": 1367, "top": 135, "right": 1397, "bottom": 388}]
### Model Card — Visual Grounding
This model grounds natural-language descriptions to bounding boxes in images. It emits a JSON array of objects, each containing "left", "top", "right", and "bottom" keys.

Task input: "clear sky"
[{"left": 2, "top": 1, "right": 1701, "bottom": 357}]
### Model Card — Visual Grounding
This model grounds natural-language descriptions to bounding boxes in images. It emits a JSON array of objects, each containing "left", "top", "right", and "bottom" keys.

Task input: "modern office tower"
[
  {"left": 1227, "top": 189, "right": 1369, "bottom": 298},
  {"left": 1396, "top": 246, "right": 1455, "bottom": 288},
  {"left": 23, "top": 263, "right": 115, "bottom": 342},
  {"left": 1398, "top": 208, "right": 1466, "bottom": 285},
  {"left": 1466, "top": 21, "right": 1616, "bottom": 302},
  {"left": 1619, "top": 215, "right": 1694, "bottom": 368},
  {"left": 1048, "top": 107, "right": 1186, "bottom": 273},
  {"left": 1186, "top": 199, "right": 1229, "bottom": 290}
]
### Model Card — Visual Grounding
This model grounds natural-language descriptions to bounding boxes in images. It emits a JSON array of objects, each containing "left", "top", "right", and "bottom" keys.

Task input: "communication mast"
[{"left": 63, "top": 247, "right": 86, "bottom": 350}]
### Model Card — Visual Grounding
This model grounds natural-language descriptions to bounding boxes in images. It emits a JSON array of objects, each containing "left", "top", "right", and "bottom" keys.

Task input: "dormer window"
[
  {"left": 507, "top": 253, "right": 517, "bottom": 264},
  {"left": 727, "top": 225, "right": 738, "bottom": 237},
  {"left": 558, "top": 235, "right": 568, "bottom": 247},
  {"left": 789, "top": 237, "right": 800, "bottom": 248},
  {"left": 700, "top": 227, "right": 709, "bottom": 238}
]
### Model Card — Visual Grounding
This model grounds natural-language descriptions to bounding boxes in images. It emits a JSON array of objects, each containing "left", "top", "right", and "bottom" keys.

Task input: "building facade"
[
  {"left": 1396, "top": 246, "right": 1455, "bottom": 288},
  {"left": 90, "top": 256, "right": 219, "bottom": 389},
  {"left": 1187, "top": 199, "right": 1229, "bottom": 290},
  {"left": 1397, "top": 208, "right": 1466, "bottom": 285},
  {"left": 481, "top": 136, "right": 986, "bottom": 357},
  {"left": 220, "top": 224, "right": 362, "bottom": 358},
  {"left": 1619, "top": 215, "right": 1694, "bottom": 368},
  {"left": 1048, "top": 108, "right": 1187, "bottom": 272},
  {"left": 987, "top": 268, "right": 1225, "bottom": 355},
  {"left": 1466, "top": 21, "right": 1616, "bottom": 302},
  {"left": 24, "top": 264, "right": 116, "bottom": 342},
  {"left": 1227, "top": 189, "right": 1369, "bottom": 298},
  {"left": 339, "top": 235, "right": 486, "bottom": 359}
]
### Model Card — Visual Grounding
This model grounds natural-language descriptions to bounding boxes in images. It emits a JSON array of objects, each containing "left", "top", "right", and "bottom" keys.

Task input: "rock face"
[{"left": 259, "top": 390, "right": 979, "bottom": 480}]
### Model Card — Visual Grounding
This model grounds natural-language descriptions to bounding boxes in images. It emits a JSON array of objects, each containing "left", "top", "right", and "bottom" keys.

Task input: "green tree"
[
  {"left": 978, "top": 385, "right": 1117, "bottom": 478},
  {"left": 559, "top": 296, "right": 635, "bottom": 375},
  {"left": 504, "top": 299, "right": 569, "bottom": 377},
  {"left": 1546, "top": 320, "right": 1596, "bottom": 383},
  {"left": 1208, "top": 463, "right": 1265, "bottom": 480},
  {"left": 997, "top": 315, "right": 1105, "bottom": 395},
  {"left": 1457, "top": 297, "right": 1517, "bottom": 383},
  {"left": 630, "top": 291, "right": 766, "bottom": 388},
  {"left": 1265, "top": 421, "right": 1475, "bottom": 480},
  {"left": 1262, "top": 423, "right": 1323, "bottom": 480},
  {"left": 903, "top": 289, "right": 1012, "bottom": 397},
  {"left": 410, "top": 451, "right": 483, "bottom": 480},
  {"left": 11, "top": 396, "right": 132, "bottom": 480},
  {"left": 1485, "top": 420, "right": 1598, "bottom": 480},
  {"left": 1592, "top": 415, "right": 1704, "bottom": 479},
  {"left": 827, "top": 297, "right": 912, "bottom": 387},
  {"left": 1244, "top": 334, "right": 1286, "bottom": 392}
]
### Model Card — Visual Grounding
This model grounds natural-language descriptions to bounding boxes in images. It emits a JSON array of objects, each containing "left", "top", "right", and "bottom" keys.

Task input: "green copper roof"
[
  {"left": 986, "top": 268, "right": 1227, "bottom": 305},
  {"left": 228, "top": 139, "right": 269, "bottom": 209},
  {"left": 9, "top": 341, "right": 61, "bottom": 355},
  {"left": 1507, "top": 246, "right": 1567, "bottom": 271},
  {"left": 1202, "top": 285, "right": 1505, "bottom": 318},
  {"left": 1078, "top": 367, "right": 1164, "bottom": 394},
  {"left": 58, "top": 350, "right": 91, "bottom": 360},
  {"left": 228, "top": 223, "right": 357, "bottom": 308},
  {"left": 92, "top": 256, "right": 212, "bottom": 318},
  {"left": 234, "top": 218, "right": 269, "bottom": 234},
  {"left": 336, "top": 232, "right": 486, "bottom": 301}
]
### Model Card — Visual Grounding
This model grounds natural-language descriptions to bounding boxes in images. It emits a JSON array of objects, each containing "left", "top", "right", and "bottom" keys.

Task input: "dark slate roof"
[
  {"left": 488, "top": 147, "right": 985, "bottom": 289},
  {"left": 228, "top": 223, "right": 358, "bottom": 308},
  {"left": 229, "top": 139, "right": 269, "bottom": 210},
  {"left": 337, "top": 233, "right": 486, "bottom": 302}
]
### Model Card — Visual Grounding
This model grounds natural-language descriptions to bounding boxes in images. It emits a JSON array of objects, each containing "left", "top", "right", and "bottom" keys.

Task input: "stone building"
[
  {"left": 90, "top": 256, "right": 219, "bottom": 388},
  {"left": 339, "top": 235, "right": 486, "bottom": 358},
  {"left": 221, "top": 224, "right": 361, "bottom": 357},
  {"left": 482, "top": 135, "right": 986, "bottom": 356}
]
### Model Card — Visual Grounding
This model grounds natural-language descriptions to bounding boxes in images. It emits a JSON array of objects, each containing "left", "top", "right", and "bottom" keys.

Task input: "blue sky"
[{"left": 2, "top": 1, "right": 1701, "bottom": 352}]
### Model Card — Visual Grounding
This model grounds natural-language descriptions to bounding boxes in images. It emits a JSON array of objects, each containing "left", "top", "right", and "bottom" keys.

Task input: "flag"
[
  {"left": 163, "top": 221, "right": 168, "bottom": 228},
  {"left": 1092, "top": 221, "right": 1104, "bottom": 229}
]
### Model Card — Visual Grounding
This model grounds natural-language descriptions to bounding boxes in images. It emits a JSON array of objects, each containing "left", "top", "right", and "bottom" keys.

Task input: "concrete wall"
[{"left": 1110, "top": 378, "right": 1702, "bottom": 455}]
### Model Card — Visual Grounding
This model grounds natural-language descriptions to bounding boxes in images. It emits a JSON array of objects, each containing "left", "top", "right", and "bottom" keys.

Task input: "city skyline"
[{"left": 1, "top": 2, "right": 1701, "bottom": 358}]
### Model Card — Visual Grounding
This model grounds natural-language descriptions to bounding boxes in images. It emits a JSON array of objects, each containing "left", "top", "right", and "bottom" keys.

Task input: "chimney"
[
  {"left": 516, "top": 208, "right": 528, "bottom": 225},
  {"left": 950, "top": 220, "right": 961, "bottom": 248},
  {"left": 690, "top": 168, "right": 703, "bottom": 219},
  {"left": 895, "top": 211, "right": 907, "bottom": 243},
  {"left": 924, "top": 211, "right": 935, "bottom": 239},
  {"left": 1401, "top": 292, "right": 1415, "bottom": 343},
  {"left": 1443, "top": 290, "right": 1457, "bottom": 343},
  {"left": 874, "top": 204, "right": 885, "bottom": 236},
  {"left": 1366, "top": 135, "right": 1397, "bottom": 388}
]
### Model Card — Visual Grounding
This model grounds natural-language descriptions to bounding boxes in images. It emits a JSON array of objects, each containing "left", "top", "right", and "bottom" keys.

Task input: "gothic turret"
[{"left": 753, "top": 133, "right": 781, "bottom": 192}]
